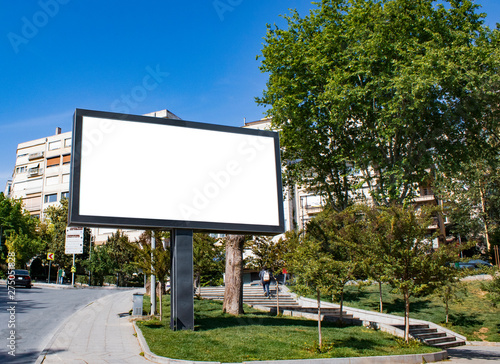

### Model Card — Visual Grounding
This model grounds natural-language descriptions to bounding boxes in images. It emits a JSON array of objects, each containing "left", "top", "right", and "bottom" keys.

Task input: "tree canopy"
[
  {"left": 1, "top": 193, "right": 45, "bottom": 267},
  {"left": 258, "top": 0, "right": 500, "bottom": 207}
]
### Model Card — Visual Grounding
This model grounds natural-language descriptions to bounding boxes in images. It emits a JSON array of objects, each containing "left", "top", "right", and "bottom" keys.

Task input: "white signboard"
[
  {"left": 65, "top": 227, "right": 84, "bottom": 254},
  {"left": 68, "top": 109, "right": 284, "bottom": 234}
]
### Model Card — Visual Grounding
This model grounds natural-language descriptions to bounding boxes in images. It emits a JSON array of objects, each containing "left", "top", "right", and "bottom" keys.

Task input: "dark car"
[
  {"left": 467, "top": 259, "right": 493, "bottom": 269},
  {"left": 8, "top": 269, "right": 32, "bottom": 288}
]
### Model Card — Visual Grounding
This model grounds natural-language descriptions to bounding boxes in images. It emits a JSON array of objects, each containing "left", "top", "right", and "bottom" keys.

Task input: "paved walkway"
[
  {"left": 37, "top": 289, "right": 150, "bottom": 364},
  {"left": 35, "top": 288, "right": 500, "bottom": 364},
  {"left": 447, "top": 344, "right": 500, "bottom": 363}
]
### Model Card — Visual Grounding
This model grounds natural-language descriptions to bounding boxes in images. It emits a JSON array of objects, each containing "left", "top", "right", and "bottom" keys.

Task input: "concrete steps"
[
  {"left": 199, "top": 285, "right": 300, "bottom": 307},
  {"left": 393, "top": 324, "right": 466, "bottom": 349},
  {"left": 199, "top": 284, "right": 354, "bottom": 321}
]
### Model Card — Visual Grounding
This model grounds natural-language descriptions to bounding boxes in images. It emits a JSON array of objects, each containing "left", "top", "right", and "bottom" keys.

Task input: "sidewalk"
[
  {"left": 34, "top": 288, "right": 500, "bottom": 364},
  {"left": 36, "top": 289, "right": 150, "bottom": 364}
]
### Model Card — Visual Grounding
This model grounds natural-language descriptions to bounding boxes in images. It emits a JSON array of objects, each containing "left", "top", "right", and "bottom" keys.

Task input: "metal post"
[
  {"left": 170, "top": 229, "right": 194, "bottom": 331},
  {"left": 48, "top": 261, "right": 51, "bottom": 284},
  {"left": 88, "top": 235, "right": 93, "bottom": 286},
  {"left": 71, "top": 254, "right": 75, "bottom": 286},
  {"left": 151, "top": 235, "right": 156, "bottom": 315}
]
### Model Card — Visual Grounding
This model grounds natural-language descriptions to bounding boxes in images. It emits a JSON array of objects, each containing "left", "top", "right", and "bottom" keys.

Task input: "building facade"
[{"left": 7, "top": 127, "right": 72, "bottom": 218}]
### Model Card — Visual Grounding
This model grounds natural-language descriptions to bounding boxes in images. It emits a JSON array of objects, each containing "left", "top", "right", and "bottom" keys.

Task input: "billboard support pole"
[{"left": 170, "top": 229, "right": 194, "bottom": 331}]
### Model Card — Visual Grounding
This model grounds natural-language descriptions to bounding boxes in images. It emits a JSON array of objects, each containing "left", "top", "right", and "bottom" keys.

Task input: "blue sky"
[{"left": 0, "top": 0, "right": 499, "bottom": 191}]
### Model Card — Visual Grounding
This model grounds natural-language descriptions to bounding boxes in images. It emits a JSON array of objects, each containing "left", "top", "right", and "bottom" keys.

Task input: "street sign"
[
  {"left": 71, "top": 266, "right": 76, "bottom": 273},
  {"left": 47, "top": 252, "right": 54, "bottom": 260},
  {"left": 65, "top": 227, "right": 84, "bottom": 254}
]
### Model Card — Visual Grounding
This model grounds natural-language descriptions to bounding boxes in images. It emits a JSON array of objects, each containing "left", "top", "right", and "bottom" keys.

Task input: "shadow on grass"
[
  {"left": 449, "top": 312, "right": 483, "bottom": 327},
  {"left": 334, "top": 336, "right": 379, "bottom": 351},
  {"left": 195, "top": 312, "right": 323, "bottom": 331},
  {"left": 382, "top": 298, "right": 432, "bottom": 314},
  {"left": 342, "top": 289, "right": 370, "bottom": 303},
  {"left": 141, "top": 310, "right": 355, "bottom": 333}
]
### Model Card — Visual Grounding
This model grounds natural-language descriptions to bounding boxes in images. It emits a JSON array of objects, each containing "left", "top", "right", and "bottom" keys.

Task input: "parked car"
[
  {"left": 467, "top": 259, "right": 493, "bottom": 269},
  {"left": 451, "top": 260, "right": 493, "bottom": 270},
  {"left": 8, "top": 269, "right": 32, "bottom": 288},
  {"left": 454, "top": 262, "right": 476, "bottom": 269}
]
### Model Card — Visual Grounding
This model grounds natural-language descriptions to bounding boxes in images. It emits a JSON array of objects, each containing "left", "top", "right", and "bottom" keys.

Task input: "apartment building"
[{"left": 7, "top": 127, "right": 72, "bottom": 218}]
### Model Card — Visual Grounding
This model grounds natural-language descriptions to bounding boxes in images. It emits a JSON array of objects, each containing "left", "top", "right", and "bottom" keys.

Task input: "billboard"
[{"left": 68, "top": 109, "right": 284, "bottom": 234}]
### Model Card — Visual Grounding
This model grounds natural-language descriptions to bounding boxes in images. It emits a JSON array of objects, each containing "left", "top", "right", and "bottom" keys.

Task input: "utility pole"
[
  {"left": 151, "top": 234, "right": 156, "bottom": 315},
  {"left": 88, "top": 235, "right": 93, "bottom": 286}
]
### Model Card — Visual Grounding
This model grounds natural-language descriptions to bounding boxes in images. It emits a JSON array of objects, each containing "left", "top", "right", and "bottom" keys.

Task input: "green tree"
[
  {"left": 286, "top": 230, "right": 337, "bottom": 348},
  {"left": 249, "top": 235, "right": 292, "bottom": 315},
  {"left": 257, "top": 0, "right": 500, "bottom": 206},
  {"left": 104, "top": 230, "right": 136, "bottom": 286},
  {"left": 85, "top": 243, "right": 115, "bottom": 286},
  {"left": 433, "top": 276, "right": 467, "bottom": 324},
  {"left": 352, "top": 205, "right": 392, "bottom": 313},
  {"left": 376, "top": 204, "right": 455, "bottom": 341},
  {"left": 128, "top": 231, "right": 170, "bottom": 318},
  {"left": 44, "top": 198, "right": 72, "bottom": 269},
  {"left": 5, "top": 232, "right": 45, "bottom": 269},
  {"left": 434, "top": 155, "right": 500, "bottom": 253},
  {"left": 248, "top": 235, "right": 290, "bottom": 275},
  {"left": 193, "top": 233, "right": 224, "bottom": 291},
  {"left": 481, "top": 267, "right": 500, "bottom": 307},
  {"left": 1, "top": 193, "right": 42, "bottom": 264},
  {"left": 306, "top": 207, "right": 364, "bottom": 322}
]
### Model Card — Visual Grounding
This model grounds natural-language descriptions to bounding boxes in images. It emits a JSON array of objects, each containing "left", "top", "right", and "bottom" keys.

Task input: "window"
[
  {"left": 46, "top": 156, "right": 60, "bottom": 168},
  {"left": 46, "top": 176, "right": 59, "bottom": 186},
  {"left": 62, "top": 154, "right": 71, "bottom": 164},
  {"left": 17, "top": 153, "right": 28, "bottom": 158},
  {"left": 49, "top": 141, "right": 61, "bottom": 150},
  {"left": 16, "top": 166, "right": 27, "bottom": 173},
  {"left": 61, "top": 191, "right": 70, "bottom": 199},
  {"left": 44, "top": 194, "right": 57, "bottom": 203}
]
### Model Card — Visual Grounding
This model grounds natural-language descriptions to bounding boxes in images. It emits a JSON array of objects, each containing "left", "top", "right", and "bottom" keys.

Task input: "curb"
[
  {"left": 132, "top": 322, "right": 448, "bottom": 364},
  {"left": 466, "top": 341, "right": 500, "bottom": 347}
]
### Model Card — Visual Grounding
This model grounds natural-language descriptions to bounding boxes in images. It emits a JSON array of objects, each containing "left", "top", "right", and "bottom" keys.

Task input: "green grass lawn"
[
  {"left": 137, "top": 296, "right": 439, "bottom": 363},
  {"left": 331, "top": 280, "right": 500, "bottom": 342}
]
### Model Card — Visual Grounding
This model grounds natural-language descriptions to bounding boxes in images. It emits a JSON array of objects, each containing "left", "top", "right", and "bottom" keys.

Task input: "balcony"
[
  {"left": 303, "top": 205, "right": 323, "bottom": 214},
  {"left": 28, "top": 167, "right": 42, "bottom": 177},
  {"left": 414, "top": 194, "right": 436, "bottom": 203},
  {"left": 28, "top": 151, "right": 44, "bottom": 160}
]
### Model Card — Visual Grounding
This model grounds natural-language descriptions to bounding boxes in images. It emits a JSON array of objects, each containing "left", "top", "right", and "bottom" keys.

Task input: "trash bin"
[{"left": 132, "top": 293, "right": 144, "bottom": 316}]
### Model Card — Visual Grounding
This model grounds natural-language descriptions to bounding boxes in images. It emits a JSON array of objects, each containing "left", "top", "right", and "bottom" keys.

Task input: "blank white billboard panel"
[{"left": 69, "top": 109, "right": 284, "bottom": 234}]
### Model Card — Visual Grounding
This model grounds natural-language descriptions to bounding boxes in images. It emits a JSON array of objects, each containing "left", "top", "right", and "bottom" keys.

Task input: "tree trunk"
[
  {"left": 445, "top": 298, "right": 449, "bottom": 324},
  {"left": 317, "top": 288, "right": 322, "bottom": 347},
  {"left": 404, "top": 289, "right": 410, "bottom": 342},
  {"left": 378, "top": 281, "right": 383, "bottom": 313},
  {"left": 276, "top": 280, "right": 280, "bottom": 315},
  {"left": 339, "top": 287, "right": 344, "bottom": 323},
  {"left": 223, "top": 235, "right": 245, "bottom": 315},
  {"left": 195, "top": 272, "right": 201, "bottom": 296},
  {"left": 479, "top": 188, "right": 491, "bottom": 251},
  {"left": 158, "top": 283, "right": 163, "bottom": 321}
]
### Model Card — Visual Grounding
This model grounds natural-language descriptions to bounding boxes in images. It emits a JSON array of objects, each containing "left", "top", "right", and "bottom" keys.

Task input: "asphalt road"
[{"left": 0, "top": 283, "right": 133, "bottom": 364}]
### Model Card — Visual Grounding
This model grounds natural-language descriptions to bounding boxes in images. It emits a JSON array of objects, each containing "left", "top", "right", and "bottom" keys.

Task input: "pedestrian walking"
[{"left": 259, "top": 267, "right": 272, "bottom": 298}]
